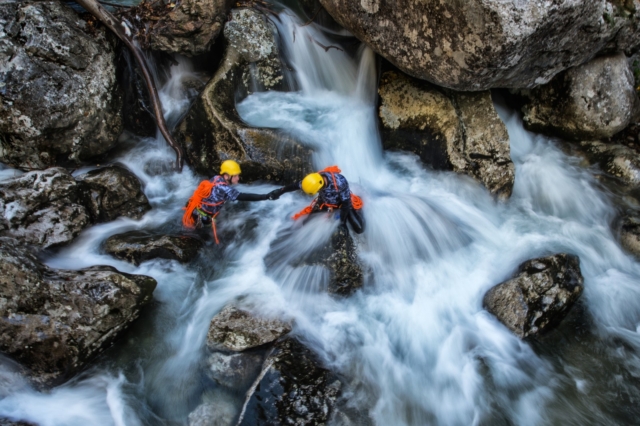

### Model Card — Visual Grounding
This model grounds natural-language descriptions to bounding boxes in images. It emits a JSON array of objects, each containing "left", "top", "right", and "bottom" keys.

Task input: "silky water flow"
[{"left": 1, "top": 3, "right": 640, "bottom": 425}]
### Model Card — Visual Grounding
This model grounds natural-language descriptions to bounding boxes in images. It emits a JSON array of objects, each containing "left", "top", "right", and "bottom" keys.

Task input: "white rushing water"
[{"left": 2, "top": 2, "right": 640, "bottom": 425}]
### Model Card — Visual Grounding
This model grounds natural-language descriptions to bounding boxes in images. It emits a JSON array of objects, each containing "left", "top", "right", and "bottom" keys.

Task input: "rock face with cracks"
[
  {"left": 379, "top": 71, "right": 514, "bottom": 198},
  {"left": 0, "top": 237, "right": 156, "bottom": 385},
  {"left": 319, "top": 0, "right": 640, "bottom": 90},
  {"left": 483, "top": 254, "right": 584, "bottom": 339},
  {"left": 519, "top": 53, "right": 638, "bottom": 141},
  {"left": 176, "top": 8, "right": 311, "bottom": 182},
  {"left": 0, "top": 1, "right": 123, "bottom": 170}
]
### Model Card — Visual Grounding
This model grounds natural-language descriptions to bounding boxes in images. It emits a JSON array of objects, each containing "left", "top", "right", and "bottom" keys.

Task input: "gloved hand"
[{"left": 266, "top": 188, "right": 283, "bottom": 200}]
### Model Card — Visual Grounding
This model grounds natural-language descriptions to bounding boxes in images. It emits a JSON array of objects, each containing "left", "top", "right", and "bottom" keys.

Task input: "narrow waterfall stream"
[{"left": 2, "top": 2, "right": 640, "bottom": 425}]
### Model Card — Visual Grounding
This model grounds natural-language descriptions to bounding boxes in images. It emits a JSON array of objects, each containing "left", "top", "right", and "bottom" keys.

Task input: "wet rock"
[
  {"left": 579, "top": 141, "right": 640, "bottom": 187},
  {"left": 76, "top": 165, "right": 151, "bottom": 223},
  {"left": 207, "top": 305, "right": 292, "bottom": 352},
  {"left": 145, "top": 0, "right": 231, "bottom": 57},
  {"left": 188, "top": 389, "right": 237, "bottom": 426},
  {"left": 324, "top": 225, "right": 364, "bottom": 296},
  {"left": 0, "top": 168, "right": 90, "bottom": 249},
  {"left": 318, "top": 0, "right": 640, "bottom": 90},
  {"left": 0, "top": 1, "right": 123, "bottom": 170},
  {"left": 0, "top": 237, "right": 156, "bottom": 385},
  {"left": 379, "top": 71, "right": 514, "bottom": 198},
  {"left": 237, "top": 338, "right": 342, "bottom": 426},
  {"left": 619, "top": 212, "right": 640, "bottom": 258},
  {"left": 519, "top": 53, "right": 637, "bottom": 141},
  {"left": 176, "top": 8, "right": 311, "bottom": 182},
  {"left": 205, "top": 350, "right": 264, "bottom": 390},
  {"left": 483, "top": 253, "right": 584, "bottom": 339},
  {"left": 103, "top": 231, "right": 203, "bottom": 266}
]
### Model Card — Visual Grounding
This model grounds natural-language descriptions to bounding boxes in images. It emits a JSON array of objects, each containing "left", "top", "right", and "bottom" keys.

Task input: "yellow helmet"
[
  {"left": 301, "top": 172, "right": 325, "bottom": 195},
  {"left": 220, "top": 160, "right": 241, "bottom": 176}
]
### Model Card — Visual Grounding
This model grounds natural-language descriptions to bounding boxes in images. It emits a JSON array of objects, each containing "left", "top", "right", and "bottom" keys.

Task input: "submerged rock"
[
  {"left": 104, "top": 231, "right": 203, "bottom": 266},
  {"left": 176, "top": 8, "right": 311, "bottom": 182},
  {"left": 379, "top": 71, "right": 514, "bottom": 198},
  {"left": 0, "top": 168, "right": 90, "bottom": 249},
  {"left": 519, "top": 53, "right": 637, "bottom": 141},
  {"left": 0, "top": 1, "right": 123, "bottom": 170},
  {"left": 205, "top": 350, "right": 265, "bottom": 391},
  {"left": 483, "top": 253, "right": 584, "bottom": 339},
  {"left": 188, "top": 389, "right": 238, "bottom": 426},
  {"left": 319, "top": 0, "right": 640, "bottom": 90},
  {"left": 0, "top": 237, "right": 156, "bottom": 385},
  {"left": 237, "top": 338, "right": 342, "bottom": 426},
  {"left": 76, "top": 165, "right": 151, "bottom": 223},
  {"left": 207, "top": 305, "right": 292, "bottom": 352}
]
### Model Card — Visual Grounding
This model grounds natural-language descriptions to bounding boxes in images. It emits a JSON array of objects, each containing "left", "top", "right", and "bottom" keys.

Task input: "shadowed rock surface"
[
  {"left": 318, "top": 0, "right": 640, "bottom": 90},
  {"left": 76, "top": 165, "right": 151, "bottom": 223},
  {"left": 519, "top": 53, "right": 638, "bottom": 141},
  {"left": 0, "top": 168, "right": 90, "bottom": 249},
  {"left": 0, "top": 1, "right": 123, "bottom": 170},
  {"left": 207, "top": 305, "right": 292, "bottom": 352},
  {"left": 237, "top": 338, "right": 342, "bottom": 426},
  {"left": 0, "top": 237, "right": 156, "bottom": 385},
  {"left": 104, "top": 231, "right": 203, "bottom": 265},
  {"left": 379, "top": 71, "right": 514, "bottom": 198},
  {"left": 483, "top": 253, "right": 584, "bottom": 339},
  {"left": 144, "top": 0, "right": 232, "bottom": 57},
  {"left": 176, "top": 8, "right": 311, "bottom": 182}
]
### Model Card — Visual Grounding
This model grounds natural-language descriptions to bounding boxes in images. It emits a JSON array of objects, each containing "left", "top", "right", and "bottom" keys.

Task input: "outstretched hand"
[{"left": 266, "top": 188, "right": 283, "bottom": 200}]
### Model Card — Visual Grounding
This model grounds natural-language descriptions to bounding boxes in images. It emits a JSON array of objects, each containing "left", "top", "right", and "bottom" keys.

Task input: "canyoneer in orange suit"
[
  {"left": 182, "top": 160, "right": 280, "bottom": 243},
  {"left": 272, "top": 166, "right": 365, "bottom": 234}
]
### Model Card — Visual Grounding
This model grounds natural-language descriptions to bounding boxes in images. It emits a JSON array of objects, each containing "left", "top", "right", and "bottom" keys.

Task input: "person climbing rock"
[
  {"left": 272, "top": 166, "right": 365, "bottom": 234},
  {"left": 182, "top": 160, "right": 281, "bottom": 243}
]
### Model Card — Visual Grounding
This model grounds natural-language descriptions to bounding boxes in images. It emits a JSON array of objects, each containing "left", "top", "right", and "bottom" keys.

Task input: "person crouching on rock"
[
  {"left": 271, "top": 165, "right": 365, "bottom": 234},
  {"left": 182, "top": 160, "right": 281, "bottom": 243}
]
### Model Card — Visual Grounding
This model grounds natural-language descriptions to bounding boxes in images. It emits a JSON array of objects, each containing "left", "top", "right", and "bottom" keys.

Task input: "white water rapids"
[{"left": 2, "top": 3, "right": 640, "bottom": 425}]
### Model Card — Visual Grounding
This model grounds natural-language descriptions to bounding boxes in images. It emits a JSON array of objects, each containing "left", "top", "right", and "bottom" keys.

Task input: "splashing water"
[{"left": 2, "top": 2, "right": 640, "bottom": 425}]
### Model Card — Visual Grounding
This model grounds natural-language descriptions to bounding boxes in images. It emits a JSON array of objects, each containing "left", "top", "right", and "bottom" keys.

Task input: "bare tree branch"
[{"left": 74, "top": 0, "right": 185, "bottom": 171}]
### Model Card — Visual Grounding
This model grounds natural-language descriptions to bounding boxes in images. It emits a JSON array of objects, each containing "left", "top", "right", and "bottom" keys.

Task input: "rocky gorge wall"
[{"left": 1, "top": 0, "right": 640, "bottom": 425}]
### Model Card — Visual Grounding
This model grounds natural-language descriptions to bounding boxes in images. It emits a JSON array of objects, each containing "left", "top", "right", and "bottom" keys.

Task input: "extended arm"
[{"left": 236, "top": 192, "right": 269, "bottom": 201}]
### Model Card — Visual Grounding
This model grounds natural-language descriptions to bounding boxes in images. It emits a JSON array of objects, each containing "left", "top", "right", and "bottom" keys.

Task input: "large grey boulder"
[
  {"left": 379, "top": 71, "right": 514, "bottom": 198},
  {"left": 618, "top": 212, "right": 640, "bottom": 258},
  {"left": 519, "top": 53, "right": 637, "bottom": 141},
  {"left": 0, "top": 237, "right": 156, "bottom": 385},
  {"left": 206, "top": 305, "right": 292, "bottom": 352},
  {"left": 0, "top": 166, "right": 150, "bottom": 249},
  {"left": 205, "top": 351, "right": 264, "bottom": 391},
  {"left": 143, "top": 0, "right": 232, "bottom": 56},
  {"left": 318, "top": 0, "right": 640, "bottom": 91},
  {"left": 237, "top": 338, "right": 342, "bottom": 426},
  {"left": 176, "top": 8, "right": 311, "bottom": 182},
  {"left": 76, "top": 165, "right": 151, "bottom": 223},
  {"left": 483, "top": 254, "right": 584, "bottom": 339},
  {"left": 104, "top": 231, "right": 203, "bottom": 266},
  {"left": 0, "top": 168, "right": 90, "bottom": 249},
  {"left": 0, "top": 1, "right": 123, "bottom": 170}
]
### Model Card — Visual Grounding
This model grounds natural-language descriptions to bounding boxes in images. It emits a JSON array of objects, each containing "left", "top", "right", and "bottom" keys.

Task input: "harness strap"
[{"left": 292, "top": 193, "right": 363, "bottom": 220}]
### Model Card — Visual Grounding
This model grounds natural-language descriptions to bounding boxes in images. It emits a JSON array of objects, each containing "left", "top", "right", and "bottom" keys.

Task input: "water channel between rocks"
[{"left": 2, "top": 2, "right": 640, "bottom": 425}]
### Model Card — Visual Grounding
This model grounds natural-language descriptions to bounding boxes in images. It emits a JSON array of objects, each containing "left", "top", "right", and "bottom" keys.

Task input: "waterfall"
[{"left": 2, "top": 2, "right": 640, "bottom": 425}]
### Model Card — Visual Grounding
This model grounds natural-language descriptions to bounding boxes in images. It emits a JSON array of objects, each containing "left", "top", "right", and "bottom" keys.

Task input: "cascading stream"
[{"left": 1, "top": 2, "right": 640, "bottom": 425}]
